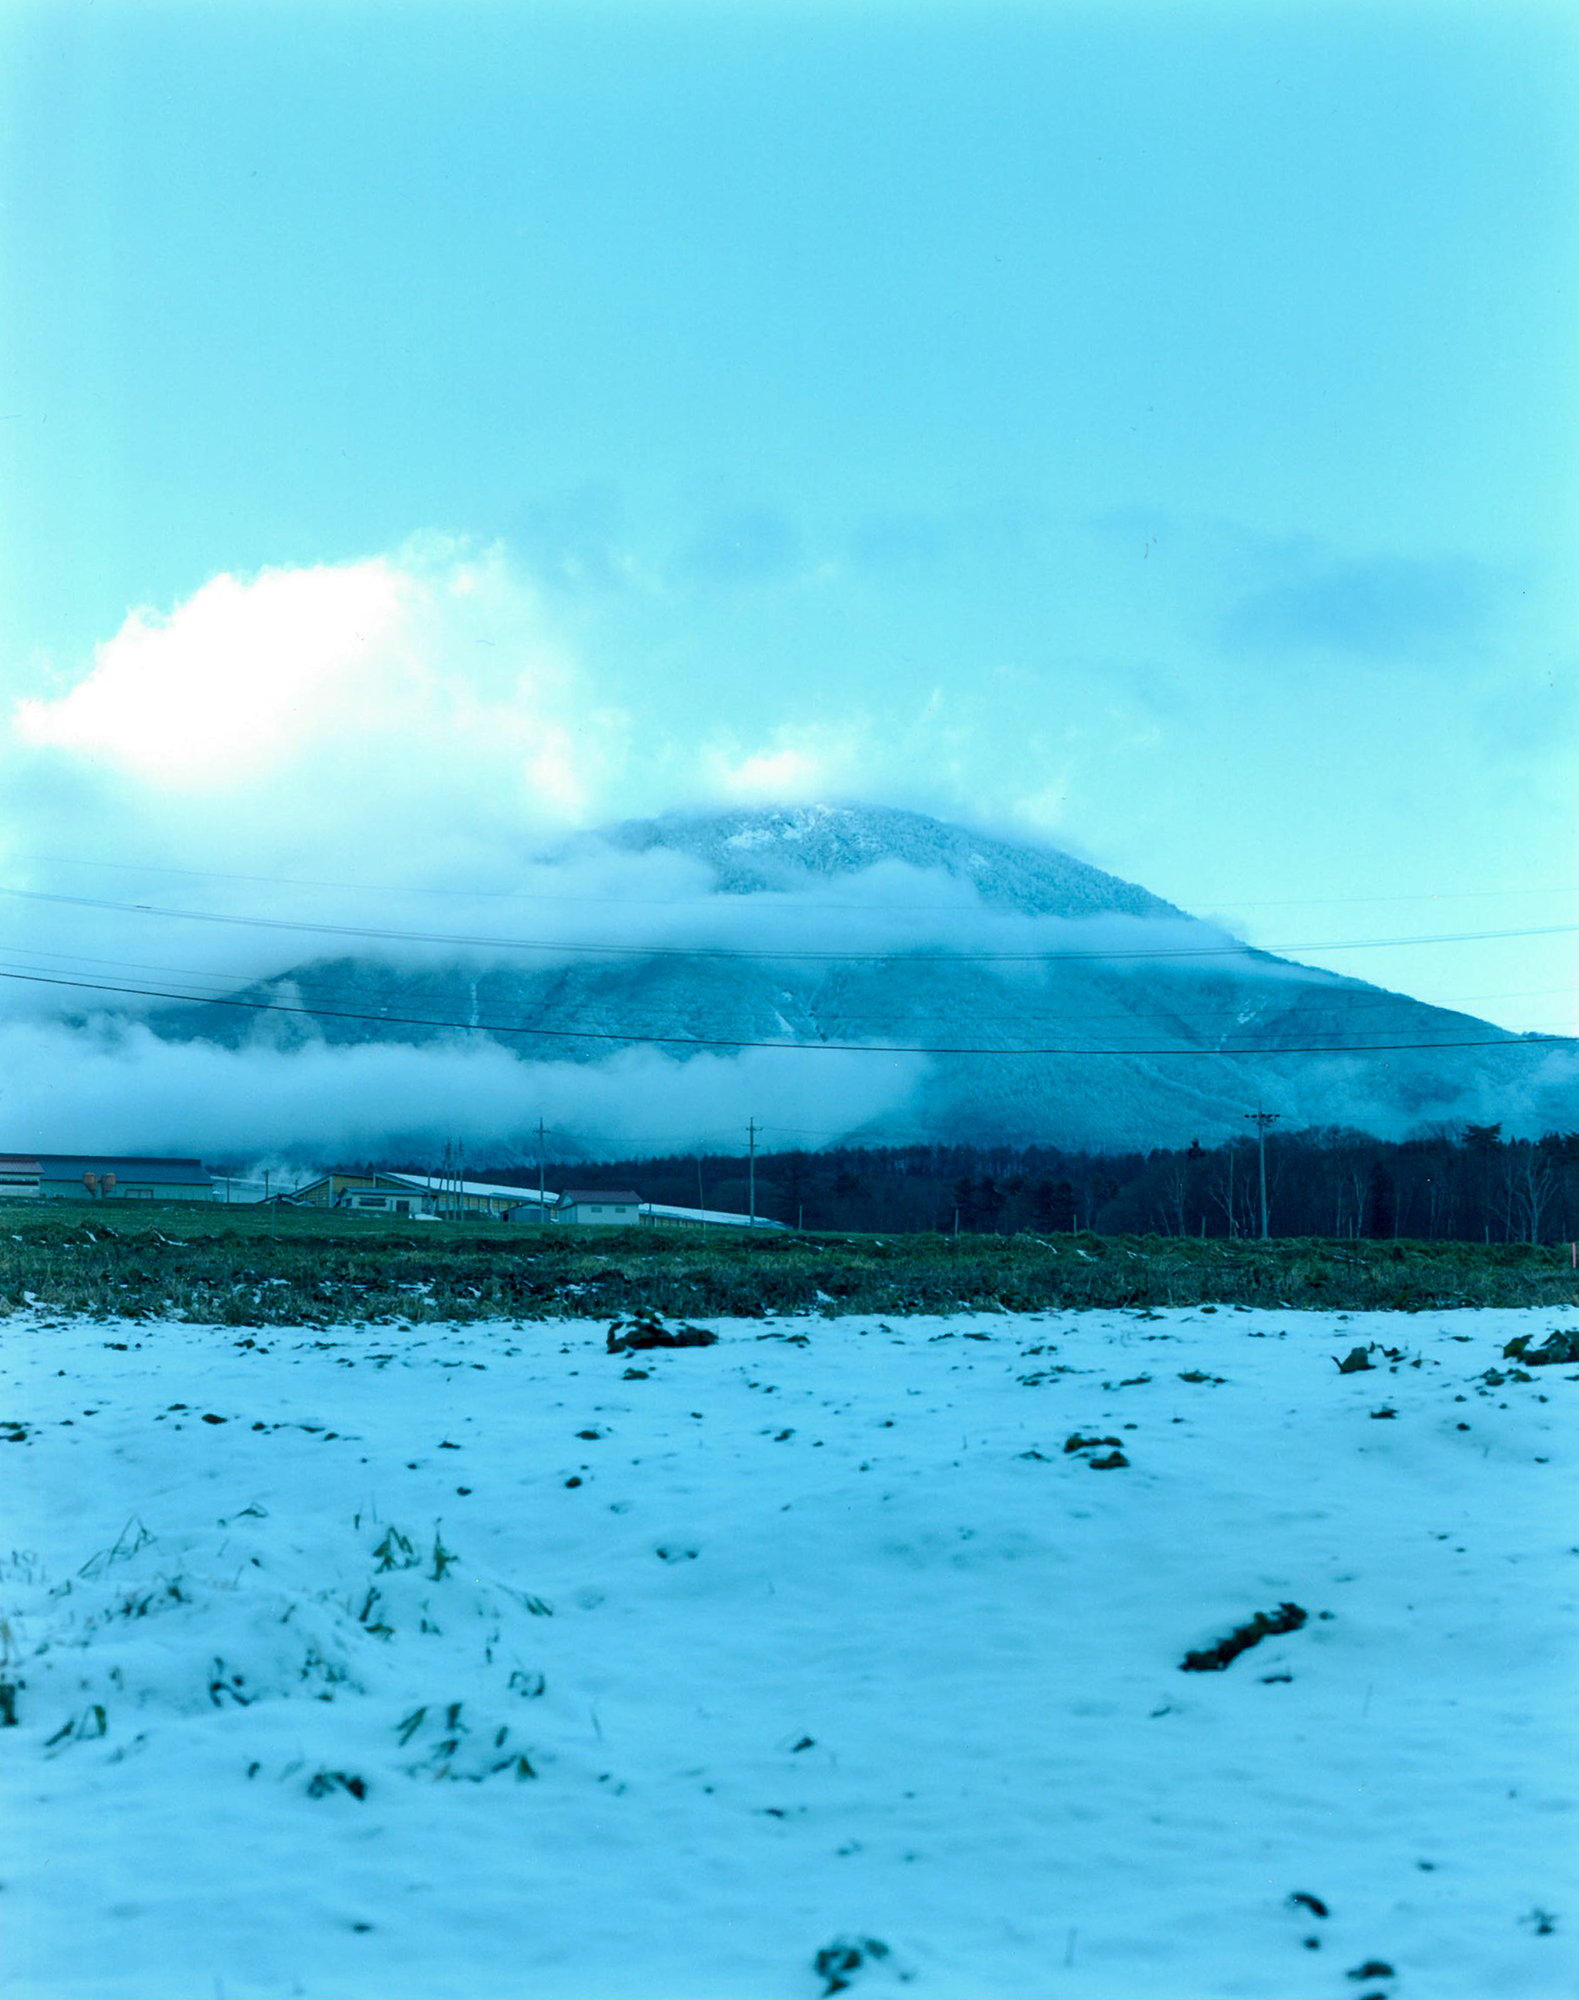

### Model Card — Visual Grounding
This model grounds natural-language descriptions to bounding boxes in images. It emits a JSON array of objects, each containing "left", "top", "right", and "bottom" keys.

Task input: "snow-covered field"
[{"left": 3, "top": 1303, "right": 1575, "bottom": 2000}]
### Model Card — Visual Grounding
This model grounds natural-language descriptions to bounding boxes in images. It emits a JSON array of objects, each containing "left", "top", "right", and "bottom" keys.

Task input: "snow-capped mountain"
[{"left": 136, "top": 804, "right": 1575, "bottom": 1149}]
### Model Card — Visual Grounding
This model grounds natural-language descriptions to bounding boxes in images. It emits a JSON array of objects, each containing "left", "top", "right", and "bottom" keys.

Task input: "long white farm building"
[
  {"left": 291, "top": 1170, "right": 785, "bottom": 1229},
  {"left": 0, "top": 1155, "right": 214, "bottom": 1202}
]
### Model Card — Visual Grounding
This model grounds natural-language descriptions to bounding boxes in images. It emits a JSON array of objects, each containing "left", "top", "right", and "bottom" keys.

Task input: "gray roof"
[
  {"left": 559, "top": 1189, "right": 642, "bottom": 1204},
  {"left": 386, "top": 1174, "right": 555, "bottom": 1204},
  {"left": 640, "top": 1201, "right": 788, "bottom": 1230},
  {"left": 37, "top": 1155, "right": 212, "bottom": 1185}
]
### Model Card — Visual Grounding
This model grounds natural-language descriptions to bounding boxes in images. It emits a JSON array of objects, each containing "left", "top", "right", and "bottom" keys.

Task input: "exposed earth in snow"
[{"left": 4, "top": 1303, "right": 1576, "bottom": 1999}]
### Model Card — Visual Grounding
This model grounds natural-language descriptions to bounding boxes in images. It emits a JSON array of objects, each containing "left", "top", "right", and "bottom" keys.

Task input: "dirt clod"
[
  {"left": 1182, "top": 1603, "right": 1308, "bottom": 1672},
  {"left": 607, "top": 1307, "right": 719, "bottom": 1353}
]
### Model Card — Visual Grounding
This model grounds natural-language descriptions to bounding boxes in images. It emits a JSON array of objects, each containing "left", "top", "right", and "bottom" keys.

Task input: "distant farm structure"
[
  {"left": 0, "top": 1155, "right": 786, "bottom": 1227},
  {"left": 289, "top": 1169, "right": 784, "bottom": 1230},
  {"left": 292, "top": 1170, "right": 551, "bottom": 1221},
  {"left": 0, "top": 1155, "right": 214, "bottom": 1203},
  {"left": 555, "top": 1188, "right": 642, "bottom": 1225}
]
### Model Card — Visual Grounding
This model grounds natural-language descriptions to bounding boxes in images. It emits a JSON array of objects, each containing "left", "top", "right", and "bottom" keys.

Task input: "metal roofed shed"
[
  {"left": 1, "top": 1156, "right": 215, "bottom": 1202},
  {"left": 389, "top": 1174, "right": 555, "bottom": 1220},
  {"left": 288, "top": 1171, "right": 560, "bottom": 1220}
]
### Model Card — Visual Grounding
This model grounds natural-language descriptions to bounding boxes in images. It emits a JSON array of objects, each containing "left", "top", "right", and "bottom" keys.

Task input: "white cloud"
[
  {"left": 0, "top": 1018, "right": 929, "bottom": 1162},
  {"left": 702, "top": 724, "right": 869, "bottom": 803},
  {"left": 715, "top": 745, "right": 823, "bottom": 797},
  {"left": 9, "top": 540, "right": 618, "bottom": 838},
  {"left": 17, "top": 560, "right": 409, "bottom": 786}
]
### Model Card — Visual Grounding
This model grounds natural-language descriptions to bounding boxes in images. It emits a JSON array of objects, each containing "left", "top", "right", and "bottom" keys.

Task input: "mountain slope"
[
  {"left": 133, "top": 804, "right": 1576, "bottom": 1148},
  {"left": 593, "top": 803, "right": 1183, "bottom": 917}
]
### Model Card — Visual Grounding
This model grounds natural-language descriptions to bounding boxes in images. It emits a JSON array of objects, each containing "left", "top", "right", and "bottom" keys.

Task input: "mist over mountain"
[{"left": 103, "top": 803, "right": 1575, "bottom": 1160}]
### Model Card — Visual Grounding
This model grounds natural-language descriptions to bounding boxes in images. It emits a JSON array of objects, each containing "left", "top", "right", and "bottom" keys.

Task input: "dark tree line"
[{"left": 473, "top": 1123, "right": 1579, "bottom": 1245}]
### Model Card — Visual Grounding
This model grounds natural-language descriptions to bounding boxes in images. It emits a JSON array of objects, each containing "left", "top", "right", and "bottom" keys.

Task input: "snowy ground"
[{"left": 3, "top": 1303, "right": 1576, "bottom": 2000}]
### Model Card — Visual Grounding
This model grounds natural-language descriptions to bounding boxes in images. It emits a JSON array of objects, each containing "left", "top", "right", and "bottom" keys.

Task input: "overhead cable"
[
  {"left": 0, "top": 966, "right": 1566, "bottom": 1059},
  {"left": 4, "top": 885, "right": 1576, "bottom": 964}
]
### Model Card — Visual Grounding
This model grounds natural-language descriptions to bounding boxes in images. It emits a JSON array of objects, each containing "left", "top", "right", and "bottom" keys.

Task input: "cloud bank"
[
  {"left": 0, "top": 1019, "right": 928, "bottom": 1164},
  {"left": 1, "top": 542, "right": 1280, "bottom": 1016}
]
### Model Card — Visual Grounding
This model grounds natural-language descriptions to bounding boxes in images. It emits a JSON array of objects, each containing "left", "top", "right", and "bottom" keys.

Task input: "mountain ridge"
[
  {"left": 586, "top": 802, "right": 1185, "bottom": 919},
  {"left": 122, "top": 802, "right": 1574, "bottom": 1149}
]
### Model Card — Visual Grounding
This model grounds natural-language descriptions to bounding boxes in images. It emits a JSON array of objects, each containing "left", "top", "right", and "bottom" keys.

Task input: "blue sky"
[{"left": 1, "top": 0, "right": 1575, "bottom": 1039}]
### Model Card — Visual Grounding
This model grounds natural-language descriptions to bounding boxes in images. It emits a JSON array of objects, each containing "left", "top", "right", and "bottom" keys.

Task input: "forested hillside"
[{"left": 438, "top": 1124, "right": 1579, "bottom": 1244}]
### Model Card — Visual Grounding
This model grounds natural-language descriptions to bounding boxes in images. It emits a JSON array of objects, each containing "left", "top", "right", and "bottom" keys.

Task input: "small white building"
[{"left": 555, "top": 1188, "right": 642, "bottom": 1226}]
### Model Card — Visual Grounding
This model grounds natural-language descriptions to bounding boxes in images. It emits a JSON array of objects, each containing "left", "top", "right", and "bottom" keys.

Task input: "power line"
[
  {"left": 4, "top": 884, "right": 1575, "bottom": 964},
  {"left": 0, "top": 965, "right": 1567, "bottom": 1058},
  {"left": 2, "top": 939, "right": 1571, "bottom": 1027}
]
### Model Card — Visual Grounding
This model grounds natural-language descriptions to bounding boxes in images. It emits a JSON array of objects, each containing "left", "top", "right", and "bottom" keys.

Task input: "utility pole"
[
  {"left": 697, "top": 1158, "right": 706, "bottom": 1236},
  {"left": 538, "top": 1118, "right": 546, "bottom": 1222},
  {"left": 1245, "top": 1108, "right": 1281, "bottom": 1241},
  {"left": 748, "top": 1118, "right": 757, "bottom": 1230}
]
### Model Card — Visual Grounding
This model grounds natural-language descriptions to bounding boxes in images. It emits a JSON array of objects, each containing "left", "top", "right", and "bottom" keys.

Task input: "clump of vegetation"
[
  {"left": 306, "top": 1770, "right": 367, "bottom": 1800},
  {"left": 812, "top": 1936, "right": 893, "bottom": 1996},
  {"left": 44, "top": 1704, "right": 109, "bottom": 1748},
  {"left": 1503, "top": 1329, "right": 1579, "bottom": 1366},
  {"left": 1181, "top": 1603, "right": 1309, "bottom": 1672},
  {"left": 1064, "top": 1433, "right": 1128, "bottom": 1467}
]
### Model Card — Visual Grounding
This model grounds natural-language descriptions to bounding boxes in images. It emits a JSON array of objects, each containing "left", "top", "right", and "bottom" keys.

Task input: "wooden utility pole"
[
  {"left": 1245, "top": 1108, "right": 1281, "bottom": 1240},
  {"left": 697, "top": 1158, "right": 706, "bottom": 1235},
  {"left": 538, "top": 1118, "right": 546, "bottom": 1221},
  {"left": 748, "top": 1118, "right": 757, "bottom": 1230}
]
